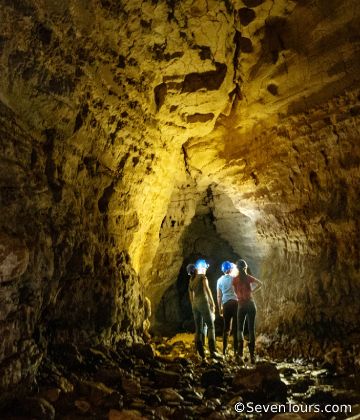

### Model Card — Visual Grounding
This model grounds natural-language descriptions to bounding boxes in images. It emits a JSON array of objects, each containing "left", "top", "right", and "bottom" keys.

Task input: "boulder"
[
  {"left": 109, "top": 408, "right": 146, "bottom": 420},
  {"left": 0, "top": 233, "right": 29, "bottom": 282},
  {"left": 132, "top": 343, "right": 155, "bottom": 360},
  {"left": 153, "top": 368, "right": 180, "bottom": 388},
  {"left": 201, "top": 369, "right": 224, "bottom": 388},
  {"left": 233, "top": 362, "right": 287, "bottom": 402},
  {"left": 159, "top": 388, "right": 184, "bottom": 403}
]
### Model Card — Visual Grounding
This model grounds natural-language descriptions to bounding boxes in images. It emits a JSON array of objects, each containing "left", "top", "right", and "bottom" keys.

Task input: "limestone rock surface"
[{"left": 0, "top": 0, "right": 359, "bottom": 398}]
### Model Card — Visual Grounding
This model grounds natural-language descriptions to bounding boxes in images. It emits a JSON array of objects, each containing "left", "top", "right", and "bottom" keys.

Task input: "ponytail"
[
  {"left": 236, "top": 259, "right": 248, "bottom": 283},
  {"left": 238, "top": 267, "right": 247, "bottom": 283}
]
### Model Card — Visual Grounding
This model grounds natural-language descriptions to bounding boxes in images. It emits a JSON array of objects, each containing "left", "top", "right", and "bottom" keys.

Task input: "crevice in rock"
[
  {"left": 181, "top": 63, "right": 227, "bottom": 93},
  {"left": 186, "top": 113, "right": 214, "bottom": 123},
  {"left": 98, "top": 182, "right": 115, "bottom": 213}
]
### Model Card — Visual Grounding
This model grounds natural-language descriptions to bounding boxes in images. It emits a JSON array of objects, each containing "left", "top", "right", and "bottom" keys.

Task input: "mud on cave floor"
[{"left": 1, "top": 334, "right": 360, "bottom": 420}]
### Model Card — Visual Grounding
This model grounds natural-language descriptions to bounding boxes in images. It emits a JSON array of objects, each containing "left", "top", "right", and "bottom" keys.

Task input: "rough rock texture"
[{"left": 0, "top": 0, "right": 359, "bottom": 398}]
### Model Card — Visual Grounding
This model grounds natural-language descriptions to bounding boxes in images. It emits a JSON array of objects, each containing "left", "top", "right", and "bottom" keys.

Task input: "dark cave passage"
[{"left": 154, "top": 206, "right": 242, "bottom": 337}]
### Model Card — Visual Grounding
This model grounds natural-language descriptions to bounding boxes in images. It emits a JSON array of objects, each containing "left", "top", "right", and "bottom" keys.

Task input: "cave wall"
[
  {"left": 0, "top": 0, "right": 360, "bottom": 395},
  {"left": 184, "top": 89, "right": 360, "bottom": 358},
  {"left": 147, "top": 0, "right": 360, "bottom": 356},
  {"left": 0, "top": 0, "right": 238, "bottom": 395}
]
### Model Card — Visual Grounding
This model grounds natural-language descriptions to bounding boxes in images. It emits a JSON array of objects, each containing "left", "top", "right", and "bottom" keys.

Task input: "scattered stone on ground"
[{"left": 0, "top": 334, "right": 358, "bottom": 419}]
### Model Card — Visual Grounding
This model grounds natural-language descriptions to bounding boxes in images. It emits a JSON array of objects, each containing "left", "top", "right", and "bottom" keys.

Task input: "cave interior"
[{"left": 0, "top": 0, "right": 360, "bottom": 418}]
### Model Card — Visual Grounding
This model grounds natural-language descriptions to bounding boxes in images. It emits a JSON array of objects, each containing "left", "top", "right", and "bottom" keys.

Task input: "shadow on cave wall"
[{"left": 154, "top": 212, "right": 241, "bottom": 337}]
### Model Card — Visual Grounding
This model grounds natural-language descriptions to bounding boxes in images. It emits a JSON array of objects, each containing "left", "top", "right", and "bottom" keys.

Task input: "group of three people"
[{"left": 188, "top": 258, "right": 262, "bottom": 363}]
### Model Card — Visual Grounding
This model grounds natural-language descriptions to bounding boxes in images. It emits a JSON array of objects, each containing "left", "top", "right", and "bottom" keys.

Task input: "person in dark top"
[
  {"left": 217, "top": 261, "right": 238, "bottom": 356},
  {"left": 188, "top": 259, "right": 221, "bottom": 360},
  {"left": 233, "top": 259, "right": 262, "bottom": 364}
]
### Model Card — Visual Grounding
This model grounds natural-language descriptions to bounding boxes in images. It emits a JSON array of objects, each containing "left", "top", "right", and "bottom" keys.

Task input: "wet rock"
[
  {"left": 39, "top": 387, "right": 61, "bottom": 403},
  {"left": 310, "top": 369, "right": 329, "bottom": 379},
  {"left": 203, "top": 385, "right": 227, "bottom": 399},
  {"left": 82, "top": 347, "right": 111, "bottom": 370},
  {"left": 94, "top": 366, "right": 124, "bottom": 387},
  {"left": 141, "top": 391, "right": 162, "bottom": 406},
  {"left": 290, "top": 376, "right": 314, "bottom": 393},
  {"left": 201, "top": 369, "right": 224, "bottom": 388},
  {"left": 159, "top": 388, "right": 184, "bottom": 403},
  {"left": 272, "top": 413, "right": 327, "bottom": 419},
  {"left": 233, "top": 362, "right": 279, "bottom": 389},
  {"left": 58, "top": 376, "right": 75, "bottom": 393},
  {"left": 155, "top": 405, "right": 174, "bottom": 418},
  {"left": 181, "top": 388, "right": 203, "bottom": 404},
  {"left": 171, "top": 341, "right": 186, "bottom": 352},
  {"left": 21, "top": 397, "right": 55, "bottom": 420},
  {"left": 332, "top": 388, "right": 360, "bottom": 405},
  {"left": 118, "top": 356, "right": 136, "bottom": 371},
  {"left": 52, "top": 344, "right": 84, "bottom": 370},
  {"left": 304, "top": 385, "right": 336, "bottom": 404},
  {"left": 208, "top": 411, "right": 227, "bottom": 420},
  {"left": 228, "top": 395, "right": 244, "bottom": 406},
  {"left": 129, "top": 397, "right": 146, "bottom": 411},
  {"left": 156, "top": 344, "right": 173, "bottom": 355},
  {"left": 174, "top": 357, "right": 193, "bottom": 367},
  {"left": 233, "top": 362, "right": 287, "bottom": 403},
  {"left": 171, "top": 405, "right": 196, "bottom": 420},
  {"left": 265, "top": 378, "right": 288, "bottom": 403},
  {"left": 74, "top": 399, "right": 91, "bottom": 413},
  {"left": 349, "top": 404, "right": 360, "bottom": 416},
  {"left": 0, "top": 233, "right": 29, "bottom": 282},
  {"left": 121, "top": 377, "right": 141, "bottom": 397},
  {"left": 182, "top": 371, "right": 194, "bottom": 384},
  {"left": 305, "top": 385, "right": 360, "bottom": 406},
  {"left": 132, "top": 343, "right": 155, "bottom": 360},
  {"left": 77, "top": 380, "right": 119, "bottom": 406},
  {"left": 109, "top": 408, "right": 146, "bottom": 419},
  {"left": 278, "top": 365, "right": 297, "bottom": 377},
  {"left": 153, "top": 368, "right": 181, "bottom": 388}
]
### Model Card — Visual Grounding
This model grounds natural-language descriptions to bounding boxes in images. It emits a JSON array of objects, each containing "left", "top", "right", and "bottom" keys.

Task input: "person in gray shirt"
[{"left": 217, "top": 261, "right": 238, "bottom": 357}]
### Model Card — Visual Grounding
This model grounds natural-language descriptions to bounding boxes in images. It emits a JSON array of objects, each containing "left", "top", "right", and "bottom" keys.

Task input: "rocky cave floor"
[{"left": 1, "top": 334, "right": 360, "bottom": 420}]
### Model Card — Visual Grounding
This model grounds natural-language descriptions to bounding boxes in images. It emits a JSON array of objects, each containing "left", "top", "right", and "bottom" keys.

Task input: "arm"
[
  {"left": 188, "top": 288, "right": 194, "bottom": 305},
  {"left": 249, "top": 275, "right": 262, "bottom": 293},
  {"left": 203, "top": 277, "right": 215, "bottom": 311},
  {"left": 217, "top": 286, "right": 223, "bottom": 316},
  {"left": 188, "top": 279, "right": 194, "bottom": 305}
]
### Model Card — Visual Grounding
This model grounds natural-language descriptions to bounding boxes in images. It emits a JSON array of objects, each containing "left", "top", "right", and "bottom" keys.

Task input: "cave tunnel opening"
[{"left": 153, "top": 186, "right": 257, "bottom": 338}]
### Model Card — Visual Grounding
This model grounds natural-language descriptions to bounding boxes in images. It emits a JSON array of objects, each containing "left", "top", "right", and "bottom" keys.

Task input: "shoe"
[
  {"left": 200, "top": 357, "right": 209, "bottom": 366},
  {"left": 235, "top": 354, "right": 244, "bottom": 366},
  {"left": 210, "top": 351, "right": 224, "bottom": 360}
]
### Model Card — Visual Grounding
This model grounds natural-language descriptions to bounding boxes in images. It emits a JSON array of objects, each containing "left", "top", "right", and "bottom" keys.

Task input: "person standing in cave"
[
  {"left": 233, "top": 259, "right": 262, "bottom": 364},
  {"left": 188, "top": 259, "right": 221, "bottom": 360},
  {"left": 217, "top": 261, "right": 238, "bottom": 357}
]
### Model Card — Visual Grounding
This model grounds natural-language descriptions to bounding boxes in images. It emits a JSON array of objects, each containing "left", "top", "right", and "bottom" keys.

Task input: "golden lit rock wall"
[
  {"left": 181, "top": 0, "right": 360, "bottom": 354},
  {"left": 147, "top": 0, "right": 360, "bottom": 348},
  {"left": 0, "top": 0, "right": 237, "bottom": 393},
  {"left": 184, "top": 90, "right": 360, "bottom": 352}
]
